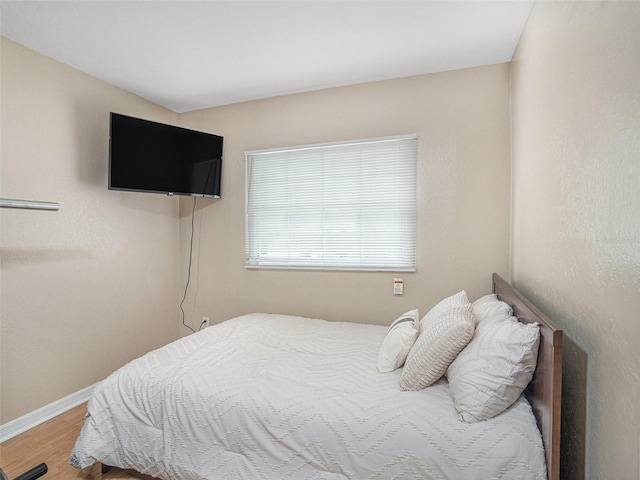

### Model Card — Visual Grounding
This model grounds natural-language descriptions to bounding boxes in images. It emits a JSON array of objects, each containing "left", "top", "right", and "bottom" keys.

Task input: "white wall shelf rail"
[{"left": 0, "top": 198, "right": 60, "bottom": 211}]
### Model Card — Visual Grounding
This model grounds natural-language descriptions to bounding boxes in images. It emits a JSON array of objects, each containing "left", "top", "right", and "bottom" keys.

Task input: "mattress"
[{"left": 70, "top": 313, "right": 547, "bottom": 479}]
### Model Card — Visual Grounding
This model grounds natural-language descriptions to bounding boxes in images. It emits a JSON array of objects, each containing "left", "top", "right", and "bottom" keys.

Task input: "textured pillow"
[
  {"left": 447, "top": 315, "right": 540, "bottom": 422},
  {"left": 472, "top": 294, "right": 513, "bottom": 326},
  {"left": 377, "top": 309, "right": 420, "bottom": 373},
  {"left": 400, "top": 291, "right": 475, "bottom": 391}
]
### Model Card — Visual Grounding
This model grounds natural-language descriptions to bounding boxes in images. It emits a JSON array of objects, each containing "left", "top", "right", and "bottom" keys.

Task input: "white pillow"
[
  {"left": 377, "top": 309, "right": 420, "bottom": 373},
  {"left": 472, "top": 294, "right": 513, "bottom": 326},
  {"left": 400, "top": 291, "right": 475, "bottom": 390},
  {"left": 447, "top": 315, "right": 540, "bottom": 422}
]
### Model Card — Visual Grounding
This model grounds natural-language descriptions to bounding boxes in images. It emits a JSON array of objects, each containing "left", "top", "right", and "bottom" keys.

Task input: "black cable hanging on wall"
[{"left": 180, "top": 197, "right": 197, "bottom": 334}]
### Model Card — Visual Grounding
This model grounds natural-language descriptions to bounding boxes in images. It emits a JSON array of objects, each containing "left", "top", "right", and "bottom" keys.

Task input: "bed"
[{"left": 70, "top": 274, "right": 562, "bottom": 480}]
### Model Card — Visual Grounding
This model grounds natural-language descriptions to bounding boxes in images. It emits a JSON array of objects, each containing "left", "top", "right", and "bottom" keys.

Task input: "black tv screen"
[{"left": 109, "top": 113, "right": 223, "bottom": 198}]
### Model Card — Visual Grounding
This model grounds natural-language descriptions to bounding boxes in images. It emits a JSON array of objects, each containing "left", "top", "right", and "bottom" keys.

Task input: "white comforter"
[{"left": 70, "top": 313, "right": 547, "bottom": 480}]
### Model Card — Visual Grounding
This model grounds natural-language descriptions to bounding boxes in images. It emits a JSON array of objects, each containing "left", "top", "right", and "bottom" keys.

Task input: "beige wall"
[
  {"left": 0, "top": 38, "right": 181, "bottom": 423},
  {"left": 511, "top": 2, "right": 640, "bottom": 479},
  {"left": 0, "top": 39, "right": 513, "bottom": 426},
  {"left": 177, "top": 64, "right": 512, "bottom": 333}
]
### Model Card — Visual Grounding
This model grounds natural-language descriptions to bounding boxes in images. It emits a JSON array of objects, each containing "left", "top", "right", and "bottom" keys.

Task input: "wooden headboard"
[{"left": 492, "top": 273, "right": 562, "bottom": 480}]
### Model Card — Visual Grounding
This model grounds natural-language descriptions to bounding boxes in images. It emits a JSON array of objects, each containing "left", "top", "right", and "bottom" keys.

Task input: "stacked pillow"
[
  {"left": 400, "top": 291, "right": 475, "bottom": 391},
  {"left": 447, "top": 294, "right": 540, "bottom": 422},
  {"left": 377, "top": 309, "right": 420, "bottom": 373},
  {"left": 378, "top": 292, "right": 540, "bottom": 423}
]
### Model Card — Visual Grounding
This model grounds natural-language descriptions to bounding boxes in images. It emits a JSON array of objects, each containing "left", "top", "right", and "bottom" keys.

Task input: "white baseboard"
[{"left": 0, "top": 383, "right": 96, "bottom": 443}]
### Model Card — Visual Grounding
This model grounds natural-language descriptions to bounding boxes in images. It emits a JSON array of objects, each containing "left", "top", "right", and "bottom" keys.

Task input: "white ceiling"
[{"left": 1, "top": 1, "right": 533, "bottom": 113}]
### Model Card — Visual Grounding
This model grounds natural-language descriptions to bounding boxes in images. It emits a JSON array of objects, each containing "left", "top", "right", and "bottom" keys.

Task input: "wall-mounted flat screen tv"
[{"left": 109, "top": 113, "right": 223, "bottom": 198}]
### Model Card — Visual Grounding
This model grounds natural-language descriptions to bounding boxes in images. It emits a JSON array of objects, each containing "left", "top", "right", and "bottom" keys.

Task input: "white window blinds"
[{"left": 245, "top": 135, "right": 417, "bottom": 271}]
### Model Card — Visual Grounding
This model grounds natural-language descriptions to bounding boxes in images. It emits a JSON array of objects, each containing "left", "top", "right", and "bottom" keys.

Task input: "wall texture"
[
  {"left": 178, "top": 64, "right": 512, "bottom": 333},
  {"left": 510, "top": 2, "right": 640, "bottom": 479},
  {"left": 0, "top": 38, "right": 181, "bottom": 423}
]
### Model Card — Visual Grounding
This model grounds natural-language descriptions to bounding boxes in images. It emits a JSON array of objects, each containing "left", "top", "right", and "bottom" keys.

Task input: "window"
[{"left": 245, "top": 135, "right": 417, "bottom": 271}]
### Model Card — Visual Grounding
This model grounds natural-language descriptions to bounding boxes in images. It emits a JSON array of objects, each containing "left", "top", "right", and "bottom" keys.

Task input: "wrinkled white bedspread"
[{"left": 70, "top": 313, "right": 547, "bottom": 480}]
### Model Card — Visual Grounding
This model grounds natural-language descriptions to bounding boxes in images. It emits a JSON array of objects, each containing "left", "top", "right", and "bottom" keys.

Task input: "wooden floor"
[{"left": 0, "top": 403, "right": 147, "bottom": 479}]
